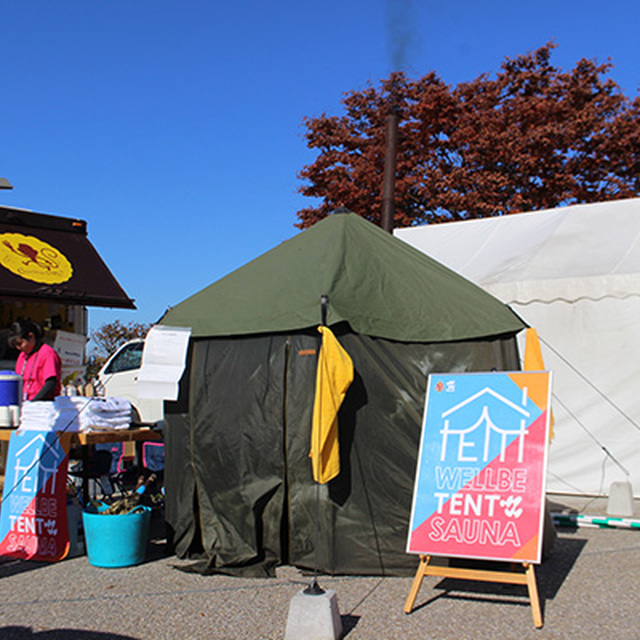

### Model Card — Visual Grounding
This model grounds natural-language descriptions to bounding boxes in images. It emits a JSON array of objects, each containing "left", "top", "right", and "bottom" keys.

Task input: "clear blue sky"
[{"left": 2, "top": 1, "right": 639, "bottom": 337}]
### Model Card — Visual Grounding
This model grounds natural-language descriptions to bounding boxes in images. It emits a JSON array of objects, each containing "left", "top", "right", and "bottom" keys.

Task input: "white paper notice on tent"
[{"left": 137, "top": 325, "right": 192, "bottom": 400}]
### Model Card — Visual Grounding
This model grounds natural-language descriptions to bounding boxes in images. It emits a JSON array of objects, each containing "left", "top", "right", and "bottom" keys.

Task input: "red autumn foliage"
[{"left": 296, "top": 44, "right": 640, "bottom": 229}]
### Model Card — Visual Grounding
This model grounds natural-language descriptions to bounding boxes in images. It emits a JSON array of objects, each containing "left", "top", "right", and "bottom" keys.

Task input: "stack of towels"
[
  {"left": 19, "top": 397, "right": 132, "bottom": 432},
  {"left": 72, "top": 397, "right": 132, "bottom": 431}
]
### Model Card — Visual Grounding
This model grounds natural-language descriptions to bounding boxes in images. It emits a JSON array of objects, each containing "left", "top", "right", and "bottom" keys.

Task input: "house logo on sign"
[
  {"left": 13, "top": 433, "right": 62, "bottom": 495},
  {"left": 439, "top": 387, "right": 530, "bottom": 464}
]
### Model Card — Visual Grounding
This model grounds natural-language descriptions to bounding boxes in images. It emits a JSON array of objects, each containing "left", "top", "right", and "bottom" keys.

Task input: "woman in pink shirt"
[{"left": 9, "top": 319, "right": 62, "bottom": 401}]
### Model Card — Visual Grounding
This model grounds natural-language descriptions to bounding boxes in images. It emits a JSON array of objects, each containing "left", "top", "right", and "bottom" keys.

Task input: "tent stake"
[
  {"left": 305, "top": 294, "right": 329, "bottom": 595},
  {"left": 304, "top": 479, "right": 325, "bottom": 595}
]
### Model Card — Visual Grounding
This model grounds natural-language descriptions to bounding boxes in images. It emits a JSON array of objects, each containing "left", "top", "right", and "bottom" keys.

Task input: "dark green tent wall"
[{"left": 161, "top": 213, "right": 526, "bottom": 576}]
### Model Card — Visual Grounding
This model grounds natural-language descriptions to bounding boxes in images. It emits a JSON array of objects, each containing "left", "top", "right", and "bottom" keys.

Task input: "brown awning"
[{"left": 0, "top": 206, "right": 135, "bottom": 309}]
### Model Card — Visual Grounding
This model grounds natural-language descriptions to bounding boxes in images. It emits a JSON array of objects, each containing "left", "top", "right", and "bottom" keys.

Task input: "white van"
[{"left": 95, "top": 339, "right": 164, "bottom": 427}]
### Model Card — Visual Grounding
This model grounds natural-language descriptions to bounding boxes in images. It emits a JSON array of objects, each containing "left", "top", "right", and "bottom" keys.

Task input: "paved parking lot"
[{"left": 0, "top": 495, "right": 639, "bottom": 639}]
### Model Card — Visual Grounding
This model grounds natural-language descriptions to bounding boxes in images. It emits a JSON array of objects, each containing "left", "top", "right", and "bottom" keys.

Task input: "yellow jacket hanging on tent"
[{"left": 310, "top": 325, "right": 354, "bottom": 484}]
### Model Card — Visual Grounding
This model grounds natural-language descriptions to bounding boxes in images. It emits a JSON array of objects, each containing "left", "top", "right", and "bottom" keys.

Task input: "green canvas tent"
[{"left": 161, "top": 213, "right": 526, "bottom": 576}]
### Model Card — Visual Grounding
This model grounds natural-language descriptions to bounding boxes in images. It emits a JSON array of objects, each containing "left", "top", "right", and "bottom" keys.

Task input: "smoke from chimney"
[
  {"left": 386, "top": 0, "right": 414, "bottom": 73},
  {"left": 381, "top": 0, "right": 415, "bottom": 233}
]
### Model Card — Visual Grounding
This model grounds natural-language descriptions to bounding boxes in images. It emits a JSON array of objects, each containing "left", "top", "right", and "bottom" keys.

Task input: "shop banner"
[
  {"left": 407, "top": 371, "right": 551, "bottom": 563},
  {"left": 0, "top": 430, "right": 71, "bottom": 561}
]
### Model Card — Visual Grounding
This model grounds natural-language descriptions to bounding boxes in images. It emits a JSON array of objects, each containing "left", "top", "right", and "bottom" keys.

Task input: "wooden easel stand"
[{"left": 404, "top": 555, "right": 543, "bottom": 629}]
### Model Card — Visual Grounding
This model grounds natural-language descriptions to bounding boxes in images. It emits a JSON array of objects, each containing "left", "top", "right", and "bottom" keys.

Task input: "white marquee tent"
[{"left": 395, "top": 197, "right": 640, "bottom": 497}]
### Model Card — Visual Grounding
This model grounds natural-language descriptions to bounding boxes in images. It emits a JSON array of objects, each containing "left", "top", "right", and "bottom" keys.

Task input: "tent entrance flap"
[{"left": 166, "top": 335, "right": 296, "bottom": 576}]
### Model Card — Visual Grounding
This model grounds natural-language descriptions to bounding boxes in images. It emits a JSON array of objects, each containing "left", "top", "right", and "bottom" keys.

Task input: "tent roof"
[
  {"left": 395, "top": 197, "right": 640, "bottom": 305},
  {"left": 161, "top": 213, "right": 524, "bottom": 341}
]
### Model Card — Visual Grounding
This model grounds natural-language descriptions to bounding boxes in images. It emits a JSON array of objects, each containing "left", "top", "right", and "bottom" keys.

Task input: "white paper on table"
[{"left": 137, "top": 325, "right": 192, "bottom": 400}]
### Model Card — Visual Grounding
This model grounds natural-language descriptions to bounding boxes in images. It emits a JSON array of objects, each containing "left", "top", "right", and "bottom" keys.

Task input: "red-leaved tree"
[{"left": 296, "top": 43, "right": 640, "bottom": 229}]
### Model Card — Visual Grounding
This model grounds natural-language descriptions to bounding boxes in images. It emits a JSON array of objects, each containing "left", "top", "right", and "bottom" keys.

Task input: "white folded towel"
[{"left": 19, "top": 396, "right": 133, "bottom": 432}]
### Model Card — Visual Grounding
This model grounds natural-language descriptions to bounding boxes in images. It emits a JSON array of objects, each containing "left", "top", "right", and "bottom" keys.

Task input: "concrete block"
[
  {"left": 607, "top": 481, "right": 634, "bottom": 517},
  {"left": 284, "top": 588, "right": 342, "bottom": 640}
]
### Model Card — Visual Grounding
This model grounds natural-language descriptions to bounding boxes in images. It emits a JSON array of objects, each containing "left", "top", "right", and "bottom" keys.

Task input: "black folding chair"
[{"left": 68, "top": 448, "right": 114, "bottom": 502}]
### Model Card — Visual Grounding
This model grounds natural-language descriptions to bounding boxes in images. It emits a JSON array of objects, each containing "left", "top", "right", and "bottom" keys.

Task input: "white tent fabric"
[{"left": 396, "top": 197, "right": 640, "bottom": 497}]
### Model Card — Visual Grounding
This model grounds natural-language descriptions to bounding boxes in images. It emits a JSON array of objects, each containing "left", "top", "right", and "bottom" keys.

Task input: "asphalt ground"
[{"left": 0, "top": 495, "right": 639, "bottom": 640}]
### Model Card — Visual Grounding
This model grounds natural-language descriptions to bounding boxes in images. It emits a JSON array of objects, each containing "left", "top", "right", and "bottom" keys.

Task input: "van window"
[{"left": 104, "top": 342, "right": 144, "bottom": 374}]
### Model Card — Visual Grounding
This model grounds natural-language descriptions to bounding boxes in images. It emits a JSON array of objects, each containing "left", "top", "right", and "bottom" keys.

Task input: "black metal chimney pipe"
[{"left": 380, "top": 106, "right": 398, "bottom": 234}]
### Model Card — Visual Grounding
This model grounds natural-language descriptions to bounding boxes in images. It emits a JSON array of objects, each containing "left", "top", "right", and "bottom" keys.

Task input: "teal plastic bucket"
[{"left": 82, "top": 503, "right": 151, "bottom": 568}]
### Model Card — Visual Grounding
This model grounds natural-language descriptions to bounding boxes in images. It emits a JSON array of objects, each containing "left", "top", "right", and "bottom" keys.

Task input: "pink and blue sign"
[
  {"left": 407, "top": 371, "right": 551, "bottom": 564},
  {"left": 0, "top": 430, "right": 71, "bottom": 562}
]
